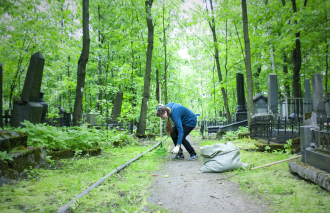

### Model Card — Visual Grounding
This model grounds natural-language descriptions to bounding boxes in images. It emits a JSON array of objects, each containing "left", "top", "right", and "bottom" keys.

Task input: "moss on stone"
[
  {"left": 47, "top": 149, "right": 74, "bottom": 160},
  {"left": 304, "top": 111, "right": 313, "bottom": 120},
  {"left": 135, "top": 133, "right": 147, "bottom": 138},
  {"left": 238, "top": 132, "right": 250, "bottom": 139},
  {"left": 254, "top": 142, "right": 285, "bottom": 152},
  {"left": 82, "top": 147, "right": 102, "bottom": 156}
]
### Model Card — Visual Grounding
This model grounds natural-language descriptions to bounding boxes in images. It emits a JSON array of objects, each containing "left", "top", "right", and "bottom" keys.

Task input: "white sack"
[{"left": 199, "top": 142, "right": 246, "bottom": 173}]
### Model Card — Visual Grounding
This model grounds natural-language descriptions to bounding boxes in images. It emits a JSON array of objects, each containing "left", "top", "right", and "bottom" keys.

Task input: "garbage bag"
[{"left": 199, "top": 142, "right": 246, "bottom": 173}]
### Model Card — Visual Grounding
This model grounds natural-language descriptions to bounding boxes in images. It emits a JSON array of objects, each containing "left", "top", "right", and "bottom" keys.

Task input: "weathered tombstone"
[
  {"left": 0, "top": 63, "right": 2, "bottom": 129},
  {"left": 86, "top": 113, "right": 97, "bottom": 126},
  {"left": 39, "top": 91, "right": 48, "bottom": 122},
  {"left": 324, "top": 92, "right": 330, "bottom": 117},
  {"left": 267, "top": 73, "right": 278, "bottom": 114},
  {"left": 235, "top": 73, "right": 247, "bottom": 121},
  {"left": 10, "top": 52, "right": 45, "bottom": 127},
  {"left": 312, "top": 73, "right": 325, "bottom": 112},
  {"left": 253, "top": 93, "right": 268, "bottom": 115},
  {"left": 107, "top": 89, "right": 123, "bottom": 124},
  {"left": 59, "top": 107, "right": 67, "bottom": 127},
  {"left": 303, "top": 79, "right": 312, "bottom": 116}
]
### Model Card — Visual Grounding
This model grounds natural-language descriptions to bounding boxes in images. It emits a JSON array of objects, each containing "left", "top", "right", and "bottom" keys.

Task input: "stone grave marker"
[
  {"left": 86, "top": 113, "right": 97, "bottom": 126},
  {"left": 107, "top": 89, "right": 123, "bottom": 124},
  {"left": 253, "top": 93, "right": 268, "bottom": 115},
  {"left": 312, "top": 73, "right": 325, "bottom": 112},
  {"left": 324, "top": 92, "right": 330, "bottom": 117},
  {"left": 267, "top": 73, "right": 278, "bottom": 114},
  {"left": 303, "top": 79, "right": 312, "bottom": 116},
  {"left": 10, "top": 52, "right": 45, "bottom": 127},
  {"left": 235, "top": 73, "right": 247, "bottom": 121}
]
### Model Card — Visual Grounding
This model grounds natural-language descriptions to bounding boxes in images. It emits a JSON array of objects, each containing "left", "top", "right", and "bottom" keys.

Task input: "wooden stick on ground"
[{"left": 251, "top": 155, "right": 301, "bottom": 170}]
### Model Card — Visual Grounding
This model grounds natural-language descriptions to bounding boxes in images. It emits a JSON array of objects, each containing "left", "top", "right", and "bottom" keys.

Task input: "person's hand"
[{"left": 171, "top": 145, "right": 180, "bottom": 154}]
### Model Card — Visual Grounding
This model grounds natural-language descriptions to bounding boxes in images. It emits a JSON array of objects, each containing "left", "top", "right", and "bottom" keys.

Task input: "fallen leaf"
[
  {"left": 184, "top": 183, "right": 190, "bottom": 187},
  {"left": 152, "top": 175, "right": 158, "bottom": 176},
  {"left": 31, "top": 183, "right": 36, "bottom": 185}
]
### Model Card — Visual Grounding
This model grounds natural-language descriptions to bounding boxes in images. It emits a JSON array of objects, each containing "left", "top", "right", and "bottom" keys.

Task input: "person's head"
[
  {"left": 156, "top": 104, "right": 172, "bottom": 134},
  {"left": 156, "top": 104, "right": 168, "bottom": 119}
]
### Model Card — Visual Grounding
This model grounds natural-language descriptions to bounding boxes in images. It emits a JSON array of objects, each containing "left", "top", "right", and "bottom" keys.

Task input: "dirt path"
[{"left": 147, "top": 135, "right": 268, "bottom": 213}]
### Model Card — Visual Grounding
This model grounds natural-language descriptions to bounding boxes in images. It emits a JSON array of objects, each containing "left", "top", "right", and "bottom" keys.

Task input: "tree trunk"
[
  {"left": 291, "top": 0, "right": 302, "bottom": 99},
  {"left": 137, "top": 0, "right": 154, "bottom": 134},
  {"left": 325, "top": 0, "right": 329, "bottom": 92},
  {"left": 156, "top": 69, "right": 159, "bottom": 102},
  {"left": 73, "top": 0, "right": 90, "bottom": 126},
  {"left": 207, "top": 0, "right": 231, "bottom": 123},
  {"left": 241, "top": 0, "right": 254, "bottom": 125},
  {"left": 265, "top": 0, "right": 275, "bottom": 71},
  {"left": 98, "top": 5, "right": 103, "bottom": 115},
  {"left": 163, "top": 2, "right": 168, "bottom": 104}
]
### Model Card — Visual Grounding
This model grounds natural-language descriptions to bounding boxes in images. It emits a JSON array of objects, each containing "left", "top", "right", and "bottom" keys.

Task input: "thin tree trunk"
[
  {"left": 207, "top": 0, "right": 231, "bottom": 123},
  {"left": 291, "top": 0, "right": 302, "bottom": 99},
  {"left": 73, "top": 0, "right": 90, "bottom": 126},
  {"left": 325, "top": 0, "right": 329, "bottom": 92},
  {"left": 98, "top": 5, "right": 103, "bottom": 115},
  {"left": 265, "top": 0, "right": 275, "bottom": 71},
  {"left": 156, "top": 69, "right": 159, "bottom": 102},
  {"left": 281, "top": 0, "right": 290, "bottom": 98},
  {"left": 241, "top": 0, "right": 254, "bottom": 125},
  {"left": 137, "top": 0, "right": 154, "bottom": 134},
  {"left": 68, "top": 56, "right": 71, "bottom": 112},
  {"left": 163, "top": 2, "right": 168, "bottom": 104}
]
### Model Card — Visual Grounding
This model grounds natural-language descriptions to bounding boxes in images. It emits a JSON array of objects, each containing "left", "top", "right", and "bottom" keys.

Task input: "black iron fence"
[{"left": 250, "top": 114, "right": 303, "bottom": 144}]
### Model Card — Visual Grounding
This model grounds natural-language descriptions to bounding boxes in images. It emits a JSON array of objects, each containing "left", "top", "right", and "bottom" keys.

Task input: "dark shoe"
[
  {"left": 188, "top": 154, "right": 198, "bottom": 161},
  {"left": 172, "top": 153, "right": 184, "bottom": 160}
]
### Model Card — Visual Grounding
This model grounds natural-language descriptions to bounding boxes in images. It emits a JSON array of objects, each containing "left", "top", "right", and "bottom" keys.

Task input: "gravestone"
[
  {"left": 303, "top": 79, "right": 312, "bottom": 116},
  {"left": 10, "top": 52, "right": 45, "bottom": 128},
  {"left": 312, "top": 73, "right": 325, "bottom": 112},
  {"left": 267, "top": 73, "right": 278, "bottom": 114},
  {"left": 253, "top": 93, "right": 268, "bottom": 115},
  {"left": 86, "top": 113, "right": 97, "bottom": 126},
  {"left": 59, "top": 107, "right": 67, "bottom": 127},
  {"left": 0, "top": 63, "right": 2, "bottom": 129},
  {"left": 107, "top": 89, "right": 123, "bottom": 124},
  {"left": 235, "top": 73, "right": 247, "bottom": 122},
  {"left": 324, "top": 92, "right": 330, "bottom": 117}
]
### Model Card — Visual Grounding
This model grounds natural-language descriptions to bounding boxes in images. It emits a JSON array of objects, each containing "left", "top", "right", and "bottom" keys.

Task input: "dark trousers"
[{"left": 170, "top": 125, "right": 196, "bottom": 156}]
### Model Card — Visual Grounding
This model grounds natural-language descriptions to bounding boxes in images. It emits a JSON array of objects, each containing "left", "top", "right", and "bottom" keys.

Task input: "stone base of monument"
[
  {"left": 48, "top": 148, "right": 102, "bottom": 160},
  {"left": 47, "top": 149, "right": 74, "bottom": 160},
  {"left": 289, "top": 158, "right": 330, "bottom": 193},
  {"left": 147, "top": 133, "right": 156, "bottom": 140},
  {"left": 0, "top": 147, "right": 46, "bottom": 186},
  {"left": 10, "top": 102, "right": 43, "bottom": 128},
  {"left": 0, "top": 131, "right": 28, "bottom": 152},
  {"left": 136, "top": 133, "right": 148, "bottom": 139},
  {"left": 238, "top": 132, "right": 250, "bottom": 139},
  {"left": 254, "top": 142, "right": 285, "bottom": 152},
  {"left": 81, "top": 148, "right": 102, "bottom": 156}
]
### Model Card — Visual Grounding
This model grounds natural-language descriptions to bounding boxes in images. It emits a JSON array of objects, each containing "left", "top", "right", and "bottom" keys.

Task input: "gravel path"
[{"left": 147, "top": 135, "right": 268, "bottom": 213}]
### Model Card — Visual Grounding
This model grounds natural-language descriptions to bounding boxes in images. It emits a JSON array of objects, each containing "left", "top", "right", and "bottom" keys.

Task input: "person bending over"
[{"left": 156, "top": 103, "right": 198, "bottom": 160}]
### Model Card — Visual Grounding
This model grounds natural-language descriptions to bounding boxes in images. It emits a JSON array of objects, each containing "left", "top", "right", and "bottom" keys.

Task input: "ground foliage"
[{"left": 198, "top": 130, "right": 330, "bottom": 213}]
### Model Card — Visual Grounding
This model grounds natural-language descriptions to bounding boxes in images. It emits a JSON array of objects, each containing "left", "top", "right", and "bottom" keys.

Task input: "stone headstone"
[
  {"left": 253, "top": 93, "right": 268, "bottom": 115},
  {"left": 312, "top": 73, "right": 325, "bottom": 112},
  {"left": 303, "top": 79, "right": 312, "bottom": 116},
  {"left": 59, "top": 107, "right": 67, "bottom": 127},
  {"left": 10, "top": 52, "right": 45, "bottom": 128},
  {"left": 86, "top": 113, "right": 97, "bottom": 126},
  {"left": 107, "top": 90, "right": 123, "bottom": 124},
  {"left": 324, "top": 92, "right": 330, "bottom": 117},
  {"left": 235, "top": 73, "right": 247, "bottom": 121},
  {"left": 0, "top": 63, "right": 2, "bottom": 129},
  {"left": 267, "top": 73, "right": 278, "bottom": 114}
]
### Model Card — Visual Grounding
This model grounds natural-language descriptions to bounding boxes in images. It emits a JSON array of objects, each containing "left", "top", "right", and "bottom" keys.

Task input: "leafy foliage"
[{"left": 6, "top": 121, "right": 135, "bottom": 151}]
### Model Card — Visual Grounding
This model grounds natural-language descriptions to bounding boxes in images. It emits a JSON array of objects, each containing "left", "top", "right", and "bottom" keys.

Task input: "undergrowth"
[
  {"left": 0, "top": 138, "right": 169, "bottom": 212},
  {"left": 201, "top": 136, "right": 330, "bottom": 212}
]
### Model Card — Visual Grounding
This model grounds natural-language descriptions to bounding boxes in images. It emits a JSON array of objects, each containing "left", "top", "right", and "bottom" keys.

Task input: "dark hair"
[{"left": 156, "top": 105, "right": 172, "bottom": 135}]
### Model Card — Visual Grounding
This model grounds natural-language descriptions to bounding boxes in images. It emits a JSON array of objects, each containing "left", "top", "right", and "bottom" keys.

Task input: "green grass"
[
  {"left": 0, "top": 137, "right": 170, "bottom": 212},
  {"left": 203, "top": 137, "right": 330, "bottom": 212}
]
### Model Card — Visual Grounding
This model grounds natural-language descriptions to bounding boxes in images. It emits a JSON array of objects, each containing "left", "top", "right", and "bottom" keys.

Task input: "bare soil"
[{"left": 146, "top": 135, "right": 269, "bottom": 213}]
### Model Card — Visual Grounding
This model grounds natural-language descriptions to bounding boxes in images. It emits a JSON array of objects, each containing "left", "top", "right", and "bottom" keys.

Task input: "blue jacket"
[{"left": 166, "top": 103, "right": 197, "bottom": 146}]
